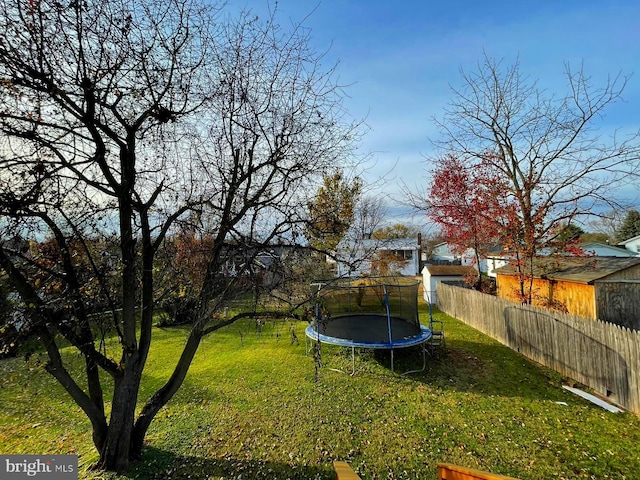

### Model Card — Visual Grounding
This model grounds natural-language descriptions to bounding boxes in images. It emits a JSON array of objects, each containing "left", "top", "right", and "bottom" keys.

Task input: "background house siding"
[{"left": 335, "top": 238, "right": 421, "bottom": 277}]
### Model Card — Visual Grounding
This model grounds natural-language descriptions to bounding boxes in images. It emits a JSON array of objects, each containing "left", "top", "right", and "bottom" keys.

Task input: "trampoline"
[{"left": 305, "top": 277, "right": 432, "bottom": 374}]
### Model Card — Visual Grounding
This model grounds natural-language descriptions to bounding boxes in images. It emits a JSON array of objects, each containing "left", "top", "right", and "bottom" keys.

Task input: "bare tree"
[
  {"left": 585, "top": 209, "right": 626, "bottom": 243},
  {"left": 0, "top": 0, "right": 359, "bottom": 472},
  {"left": 353, "top": 194, "right": 387, "bottom": 240},
  {"left": 429, "top": 55, "right": 640, "bottom": 301}
]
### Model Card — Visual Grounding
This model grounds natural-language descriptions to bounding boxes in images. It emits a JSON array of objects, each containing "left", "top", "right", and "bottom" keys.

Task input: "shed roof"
[
  {"left": 493, "top": 256, "right": 640, "bottom": 284},
  {"left": 423, "top": 265, "right": 476, "bottom": 276}
]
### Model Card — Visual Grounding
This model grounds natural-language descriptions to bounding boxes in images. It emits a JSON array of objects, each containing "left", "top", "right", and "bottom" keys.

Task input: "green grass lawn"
[{"left": 1, "top": 307, "right": 639, "bottom": 479}]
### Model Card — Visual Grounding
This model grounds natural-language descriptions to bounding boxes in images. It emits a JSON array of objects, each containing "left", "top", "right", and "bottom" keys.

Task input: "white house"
[
  {"left": 431, "top": 242, "right": 460, "bottom": 263},
  {"left": 431, "top": 242, "right": 480, "bottom": 267},
  {"left": 421, "top": 264, "right": 476, "bottom": 304},
  {"left": 617, "top": 235, "right": 640, "bottom": 255},
  {"left": 485, "top": 255, "right": 510, "bottom": 278},
  {"left": 335, "top": 237, "right": 421, "bottom": 277},
  {"left": 430, "top": 242, "right": 508, "bottom": 277}
]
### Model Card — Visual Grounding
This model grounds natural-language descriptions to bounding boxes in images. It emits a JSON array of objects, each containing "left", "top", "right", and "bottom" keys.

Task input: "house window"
[{"left": 391, "top": 249, "right": 412, "bottom": 260}]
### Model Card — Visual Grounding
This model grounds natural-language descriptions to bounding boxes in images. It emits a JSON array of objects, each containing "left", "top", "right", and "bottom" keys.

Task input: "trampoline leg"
[
  {"left": 391, "top": 349, "right": 394, "bottom": 374},
  {"left": 350, "top": 347, "right": 356, "bottom": 376},
  {"left": 401, "top": 343, "right": 428, "bottom": 376}
]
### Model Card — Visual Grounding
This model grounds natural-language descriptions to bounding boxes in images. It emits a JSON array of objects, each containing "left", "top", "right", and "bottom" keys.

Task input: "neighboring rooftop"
[
  {"left": 337, "top": 237, "right": 419, "bottom": 249},
  {"left": 493, "top": 256, "right": 640, "bottom": 284},
  {"left": 618, "top": 234, "right": 640, "bottom": 253},
  {"left": 581, "top": 242, "right": 638, "bottom": 257}
]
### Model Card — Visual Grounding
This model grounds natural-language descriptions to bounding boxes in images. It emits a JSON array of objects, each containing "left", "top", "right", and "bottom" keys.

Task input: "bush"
[{"left": 157, "top": 297, "right": 198, "bottom": 327}]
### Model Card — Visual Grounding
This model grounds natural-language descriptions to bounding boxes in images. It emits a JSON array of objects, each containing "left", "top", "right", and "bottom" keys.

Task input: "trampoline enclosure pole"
[{"left": 383, "top": 286, "right": 394, "bottom": 372}]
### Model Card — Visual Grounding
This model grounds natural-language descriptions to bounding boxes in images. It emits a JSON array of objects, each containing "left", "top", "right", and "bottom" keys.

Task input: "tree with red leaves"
[
  {"left": 426, "top": 154, "right": 515, "bottom": 289},
  {"left": 426, "top": 153, "right": 589, "bottom": 301}
]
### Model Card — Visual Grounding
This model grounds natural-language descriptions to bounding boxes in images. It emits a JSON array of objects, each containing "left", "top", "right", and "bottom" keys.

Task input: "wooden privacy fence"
[{"left": 436, "top": 283, "right": 640, "bottom": 414}]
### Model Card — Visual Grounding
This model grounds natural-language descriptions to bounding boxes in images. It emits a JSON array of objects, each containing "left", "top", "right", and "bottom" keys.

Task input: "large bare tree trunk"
[{"left": 99, "top": 370, "right": 143, "bottom": 471}]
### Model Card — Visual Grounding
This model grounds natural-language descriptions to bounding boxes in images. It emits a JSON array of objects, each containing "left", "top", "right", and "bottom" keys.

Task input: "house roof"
[
  {"left": 581, "top": 242, "right": 637, "bottom": 257},
  {"left": 618, "top": 234, "right": 640, "bottom": 246},
  {"left": 493, "top": 256, "right": 640, "bottom": 284},
  {"left": 337, "top": 237, "right": 419, "bottom": 251},
  {"left": 433, "top": 242, "right": 504, "bottom": 255},
  {"left": 423, "top": 265, "right": 476, "bottom": 276}
]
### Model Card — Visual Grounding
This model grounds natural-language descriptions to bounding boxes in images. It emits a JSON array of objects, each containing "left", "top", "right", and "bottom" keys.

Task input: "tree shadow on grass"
[
  {"left": 368, "top": 338, "right": 571, "bottom": 404},
  {"left": 124, "top": 446, "right": 332, "bottom": 480}
]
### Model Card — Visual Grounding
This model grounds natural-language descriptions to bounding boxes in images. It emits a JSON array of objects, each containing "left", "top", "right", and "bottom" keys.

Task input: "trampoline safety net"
[{"left": 313, "top": 277, "right": 421, "bottom": 343}]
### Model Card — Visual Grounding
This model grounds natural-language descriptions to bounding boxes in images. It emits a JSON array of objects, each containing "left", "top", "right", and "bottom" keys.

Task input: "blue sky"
[{"left": 225, "top": 1, "right": 640, "bottom": 227}]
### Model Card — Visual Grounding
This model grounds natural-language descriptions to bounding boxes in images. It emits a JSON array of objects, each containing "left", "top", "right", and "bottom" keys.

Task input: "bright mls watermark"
[{"left": 1, "top": 455, "right": 77, "bottom": 479}]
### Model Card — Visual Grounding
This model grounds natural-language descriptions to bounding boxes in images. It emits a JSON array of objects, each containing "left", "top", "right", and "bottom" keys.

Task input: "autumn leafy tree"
[
  {"left": 362, "top": 224, "right": 418, "bottom": 276},
  {"left": 423, "top": 154, "right": 515, "bottom": 288},
  {"left": 615, "top": 209, "right": 640, "bottom": 242},
  {"left": 0, "top": 0, "right": 359, "bottom": 472},
  {"left": 372, "top": 223, "right": 420, "bottom": 240},
  {"left": 305, "top": 170, "right": 363, "bottom": 251},
  {"left": 156, "top": 222, "right": 215, "bottom": 325},
  {"left": 369, "top": 250, "right": 408, "bottom": 276},
  {"left": 428, "top": 56, "right": 640, "bottom": 302}
]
